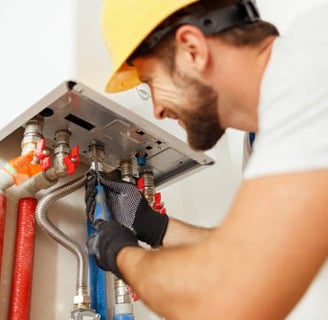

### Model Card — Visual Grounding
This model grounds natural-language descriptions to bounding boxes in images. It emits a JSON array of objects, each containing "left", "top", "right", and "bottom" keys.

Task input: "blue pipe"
[
  {"left": 87, "top": 184, "right": 112, "bottom": 319},
  {"left": 114, "top": 314, "right": 135, "bottom": 320},
  {"left": 95, "top": 185, "right": 112, "bottom": 221},
  {"left": 96, "top": 184, "right": 135, "bottom": 320},
  {"left": 88, "top": 220, "right": 108, "bottom": 319},
  {"left": 87, "top": 220, "right": 99, "bottom": 312},
  {"left": 95, "top": 267, "right": 108, "bottom": 319}
]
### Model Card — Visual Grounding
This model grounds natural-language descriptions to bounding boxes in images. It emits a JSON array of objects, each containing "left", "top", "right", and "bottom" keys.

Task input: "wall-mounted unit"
[{"left": 0, "top": 0, "right": 215, "bottom": 185}]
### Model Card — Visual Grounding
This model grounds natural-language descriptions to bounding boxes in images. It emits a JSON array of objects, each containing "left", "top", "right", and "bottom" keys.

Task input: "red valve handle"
[
  {"left": 137, "top": 177, "right": 145, "bottom": 193},
  {"left": 63, "top": 145, "right": 80, "bottom": 175},
  {"left": 35, "top": 138, "right": 51, "bottom": 170},
  {"left": 153, "top": 192, "right": 166, "bottom": 214}
]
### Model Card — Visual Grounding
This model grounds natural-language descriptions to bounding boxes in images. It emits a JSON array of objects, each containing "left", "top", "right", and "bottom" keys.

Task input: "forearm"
[
  {"left": 116, "top": 172, "right": 328, "bottom": 320},
  {"left": 116, "top": 228, "right": 316, "bottom": 320},
  {"left": 117, "top": 243, "right": 208, "bottom": 320},
  {"left": 162, "top": 217, "right": 214, "bottom": 247},
  {"left": 90, "top": 171, "right": 328, "bottom": 320}
]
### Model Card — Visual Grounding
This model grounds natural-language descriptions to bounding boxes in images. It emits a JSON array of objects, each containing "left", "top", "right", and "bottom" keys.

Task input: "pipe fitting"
[
  {"left": 114, "top": 278, "right": 132, "bottom": 305},
  {"left": 45, "top": 129, "right": 72, "bottom": 180},
  {"left": 88, "top": 142, "right": 105, "bottom": 172},
  {"left": 73, "top": 294, "right": 90, "bottom": 306},
  {"left": 120, "top": 160, "right": 135, "bottom": 184},
  {"left": 141, "top": 171, "right": 155, "bottom": 205},
  {"left": 18, "top": 172, "right": 58, "bottom": 197},
  {"left": 21, "top": 116, "right": 44, "bottom": 156},
  {"left": 135, "top": 151, "right": 147, "bottom": 167},
  {"left": 70, "top": 308, "right": 100, "bottom": 320},
  {"left": 53, "top": 129, "right": 71, "bottom": 172}
]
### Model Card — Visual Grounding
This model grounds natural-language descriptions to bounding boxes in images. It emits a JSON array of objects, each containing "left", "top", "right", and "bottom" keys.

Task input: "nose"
[{"left": 153, "top": 102, "right": 166, "bottom": 120}]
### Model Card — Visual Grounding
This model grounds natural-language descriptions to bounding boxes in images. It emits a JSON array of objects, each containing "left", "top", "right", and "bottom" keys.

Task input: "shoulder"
[{"left": 244, "top": 4, "right": 328, "bottom": 179}]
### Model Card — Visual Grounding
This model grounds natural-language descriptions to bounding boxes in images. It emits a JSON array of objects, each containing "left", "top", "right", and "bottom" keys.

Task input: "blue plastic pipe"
[
  {"left": 114, "top": 314, "right": 135, "bottom": 320},
  {"left": 87, "top": 184, "right": 112, "bottom": 319},
  {"left": 95, "top": 185, "right": 112, "bottom": 221},
  {"left": 88, "top": 220, "right": 108, "bottom": 319},
  {"left": 87, "top": 220, "right": 99, "bottom": 313}
]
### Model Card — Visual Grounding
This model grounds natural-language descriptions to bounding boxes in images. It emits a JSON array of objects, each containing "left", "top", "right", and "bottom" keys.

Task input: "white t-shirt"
[{"left": 244, "top": 4, "right": 328, "bottom": 179}]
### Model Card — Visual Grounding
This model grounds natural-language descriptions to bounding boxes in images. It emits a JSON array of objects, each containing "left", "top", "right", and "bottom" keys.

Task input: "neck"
[{"left": 207, "top": 35, "right": 276, "bottom": 132}]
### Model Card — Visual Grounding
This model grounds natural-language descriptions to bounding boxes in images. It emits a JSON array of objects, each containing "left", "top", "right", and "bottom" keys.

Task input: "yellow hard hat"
[{"left": 101, "top": 0, "right": 199, "bottom": 93}]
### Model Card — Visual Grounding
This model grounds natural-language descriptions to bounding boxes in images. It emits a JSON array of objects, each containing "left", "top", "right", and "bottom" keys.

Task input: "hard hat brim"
[{"left": 105, "top": 63, "right": 141, "bottom": 93}]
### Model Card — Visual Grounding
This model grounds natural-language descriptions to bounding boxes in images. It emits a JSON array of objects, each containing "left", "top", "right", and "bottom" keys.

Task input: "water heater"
[{"left": 0, "top": 0, "right": 215, "bottom": 185}]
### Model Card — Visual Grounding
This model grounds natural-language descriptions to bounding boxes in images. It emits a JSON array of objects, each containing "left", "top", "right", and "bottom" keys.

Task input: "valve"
[
  {"left": 35, "top": 138, "right": 51, "bottom": 171},
  {"left": 153, "top": 192, "right": 166, "bottom": 214},
  {"left": 64, "top": 146, "right": 81, "bottom": 175},
  {"left": 137, "top": 177, "right": 145, "bottom": 193}
]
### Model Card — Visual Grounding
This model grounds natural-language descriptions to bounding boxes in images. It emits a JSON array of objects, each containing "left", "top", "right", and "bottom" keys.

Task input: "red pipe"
[
  {"left": 8, "top": 197, "right": 37, "bottom": 320},
  {"left": 0, "top": 192, "right": 6, "bottom": 281}
]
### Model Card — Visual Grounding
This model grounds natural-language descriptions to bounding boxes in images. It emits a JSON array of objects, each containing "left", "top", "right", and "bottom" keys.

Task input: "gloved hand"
[
  {"left": 87, "top": 219, "right": 139, "bottom": 279},
  {"left": 85, "top": 170, "right": 169, "bottom": 247}
]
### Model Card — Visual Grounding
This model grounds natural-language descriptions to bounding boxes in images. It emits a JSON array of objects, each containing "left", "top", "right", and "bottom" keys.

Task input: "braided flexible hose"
[{"left": 35, "top": 175, "right": 88, "bottom": 295}]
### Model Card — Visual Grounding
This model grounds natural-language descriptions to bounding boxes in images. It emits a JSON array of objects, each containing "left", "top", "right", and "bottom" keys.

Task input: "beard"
[{"left": 173, "top": 72, "right": 225, "bottom": 151}]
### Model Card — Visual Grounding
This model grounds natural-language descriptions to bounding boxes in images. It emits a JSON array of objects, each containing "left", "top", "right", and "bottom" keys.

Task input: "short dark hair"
[
  {"left": 129, "top": 1, "right": 279, "bottom": 71},
  {"left": 216, "top": 20, "right": 279, "bottom": 46}
]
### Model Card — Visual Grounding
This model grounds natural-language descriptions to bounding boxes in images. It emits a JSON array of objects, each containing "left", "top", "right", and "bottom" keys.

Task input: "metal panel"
[{"left": 28, "top": 81, "right": 215, "bottom": 187}]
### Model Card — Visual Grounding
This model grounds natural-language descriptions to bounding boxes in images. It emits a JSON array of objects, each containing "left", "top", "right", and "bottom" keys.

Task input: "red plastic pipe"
[
  {"left": 8, "top": 197, "right": 37, "bottom": 320},
  {"left": 0, "top": 192, "right": 6, "bottom": 281}
]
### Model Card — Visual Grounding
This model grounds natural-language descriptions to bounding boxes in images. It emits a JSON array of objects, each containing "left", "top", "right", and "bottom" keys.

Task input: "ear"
[{"left": 174, "top": 25, "right": 210, "bottom": 73}]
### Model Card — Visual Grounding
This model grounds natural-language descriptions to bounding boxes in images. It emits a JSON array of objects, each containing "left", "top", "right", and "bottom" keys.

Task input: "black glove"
[
  {"left": 85, "top": 170, "right": 169, "bottom": 247},
  {"left": 87, "top": 219, "right": 139, "bottom": 279}
]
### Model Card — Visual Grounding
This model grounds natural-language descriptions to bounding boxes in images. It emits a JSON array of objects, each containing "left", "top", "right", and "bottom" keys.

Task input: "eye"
[{"left": 140, "top": 77, "right": 150, "bottom": 85}]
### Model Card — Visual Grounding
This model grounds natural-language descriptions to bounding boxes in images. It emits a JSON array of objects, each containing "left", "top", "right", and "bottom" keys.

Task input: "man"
[{"left": 87, "top": 1, "right": 328, "bottom": 319}]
